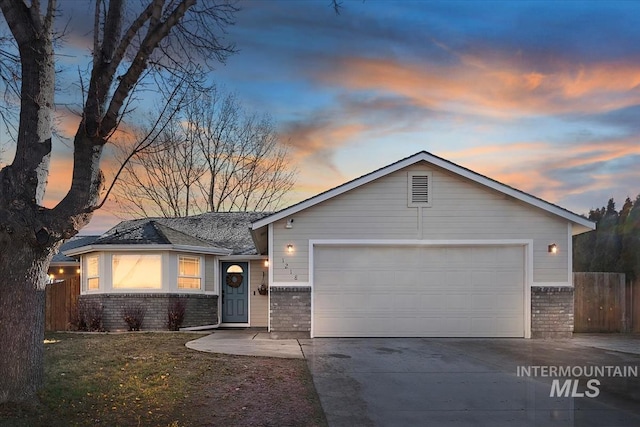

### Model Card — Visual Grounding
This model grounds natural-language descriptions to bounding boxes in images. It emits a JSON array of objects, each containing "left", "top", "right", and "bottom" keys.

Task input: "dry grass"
[{"left": 0, "top": 332, "right": 327, "bottom": 427}]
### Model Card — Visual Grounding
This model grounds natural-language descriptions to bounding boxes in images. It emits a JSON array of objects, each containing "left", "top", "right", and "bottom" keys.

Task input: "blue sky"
[{"left": 10, "top": 0, "right": 640, "bottom": 233}]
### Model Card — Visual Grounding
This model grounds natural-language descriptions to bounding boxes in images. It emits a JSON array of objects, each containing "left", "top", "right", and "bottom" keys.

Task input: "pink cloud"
[{"left": 320, "top": 55, "right": 640, "bottom": 118}]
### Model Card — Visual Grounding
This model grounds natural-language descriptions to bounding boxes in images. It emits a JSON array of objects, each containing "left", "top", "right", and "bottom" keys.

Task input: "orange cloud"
[
  {"left": 442, "top": 137, "right": 640, "bottom": 206},
  {"left": 321, "top": 55, "right": 640, "bottom": 118}
]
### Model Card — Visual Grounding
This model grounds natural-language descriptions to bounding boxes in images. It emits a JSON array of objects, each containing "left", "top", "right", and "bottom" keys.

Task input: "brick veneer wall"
[
  {"left": 270, "top": 286, "right": 311, "bottom": 338},
  {"left": 79, "top": 294, "right": 217, "bottom": 331},
  {"left": 531, "top": 286, "right": 574, "bottom": 338}
]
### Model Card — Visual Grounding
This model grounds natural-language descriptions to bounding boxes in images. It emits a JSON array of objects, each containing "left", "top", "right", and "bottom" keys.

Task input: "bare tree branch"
[{"left": 112, "top": 85, "right": 296, "bottom": 217}]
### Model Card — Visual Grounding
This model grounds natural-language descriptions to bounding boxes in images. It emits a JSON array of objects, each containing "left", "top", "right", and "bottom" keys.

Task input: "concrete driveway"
[{"left": 300, "top": 337, "right": 640, "bottom": 427}]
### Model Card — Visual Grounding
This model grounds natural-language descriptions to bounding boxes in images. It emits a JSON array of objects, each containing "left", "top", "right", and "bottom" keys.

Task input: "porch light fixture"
[
  {"left": 58, "top": 268, "right": 64, "bottom": 274},
  {"left": 287, "top": 244, "right": 294, "bottom": 253},
  {"left": 285, "top": 218, "right": 294, "bottom": 229},
  {"left": 548, "top": 243, "right": 558, "bottom": 254},
  {"left": 264, "top": 259, "right": 269, "bottom": 267}
]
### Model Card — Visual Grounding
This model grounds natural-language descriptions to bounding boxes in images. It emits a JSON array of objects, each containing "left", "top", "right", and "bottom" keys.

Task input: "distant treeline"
[{"left": 573, "top": 195, "right": 640, "bottom": 280}]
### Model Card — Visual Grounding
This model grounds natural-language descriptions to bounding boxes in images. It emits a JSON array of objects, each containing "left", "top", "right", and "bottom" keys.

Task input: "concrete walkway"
[{"left": 185, "top": 329, "right": 304, "bottom": 359}]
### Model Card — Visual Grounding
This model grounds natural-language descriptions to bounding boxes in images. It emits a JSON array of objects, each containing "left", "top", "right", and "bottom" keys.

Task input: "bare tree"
[
  {"left": 190, "top": 87, "right": 296, "bottom": 212},
  {"left": 0, "top": 0, "right": 237, "bottom": 404},
  {"left": 112, "top": 85, "right": 296, "bottom": 217},
  {"left": 113, "top": 122, "right": 207, "bottom": 217}
]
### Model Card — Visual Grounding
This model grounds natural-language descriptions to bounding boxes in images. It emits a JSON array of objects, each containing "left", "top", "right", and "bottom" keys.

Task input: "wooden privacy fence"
[
  {"left": 45, "top": 277, "right": 79, "bottom": 331},
  {"left": 573, "top": 272, "right": 639, "bottom": 333}
]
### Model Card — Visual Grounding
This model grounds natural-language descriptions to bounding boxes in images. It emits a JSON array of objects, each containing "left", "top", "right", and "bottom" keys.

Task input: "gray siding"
[
  {"left": 204, "top": 255, "right": 216, "bottom": 292},
  {"left": 249, "top": 259, "right": 269, "bottom": 326},
  {"left": 273, "top": 162, "right": 570, "bottom": 284}
]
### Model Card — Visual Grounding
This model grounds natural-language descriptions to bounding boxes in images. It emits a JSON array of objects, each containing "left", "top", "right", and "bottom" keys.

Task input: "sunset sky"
[{"left": 5, "top": 1, "right": 640, "bottom": 234}]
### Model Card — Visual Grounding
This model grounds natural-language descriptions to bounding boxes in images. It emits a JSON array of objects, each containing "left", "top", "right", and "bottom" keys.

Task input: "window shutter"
[{"left": 411, "top": 175, "right": 429, "bottom": 204}]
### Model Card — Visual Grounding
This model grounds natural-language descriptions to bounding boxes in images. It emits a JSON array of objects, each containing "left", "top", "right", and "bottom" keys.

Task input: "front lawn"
[{"left": 0, "top": 332, "right": 327, "bottom": 427}]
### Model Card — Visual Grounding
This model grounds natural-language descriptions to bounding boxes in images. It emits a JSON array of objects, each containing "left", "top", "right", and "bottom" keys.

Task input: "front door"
[{"left": 222, "top": 262, "right": 249, "bottom": 323}]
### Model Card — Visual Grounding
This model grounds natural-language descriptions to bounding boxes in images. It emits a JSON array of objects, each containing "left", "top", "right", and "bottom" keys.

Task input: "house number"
[{"left": 281, "top": 257, "right": 297, "bottom": 280}]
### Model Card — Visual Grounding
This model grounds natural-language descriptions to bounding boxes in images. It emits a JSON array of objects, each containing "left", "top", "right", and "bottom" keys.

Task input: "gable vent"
[
  {"left": 408, "top": 172, "right": 432, "bottom": 207},
  {"left": 412, "top": 175, "right": 429, "bottom": 203}
]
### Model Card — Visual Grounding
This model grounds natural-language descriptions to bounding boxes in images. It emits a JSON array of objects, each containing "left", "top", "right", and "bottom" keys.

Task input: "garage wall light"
[
  {"left": 287, "top": 244, "right": 294, "bottom": 253},
  {"left": 548, "top": 243, "right": 558, "bottom": 254},
  {"left": 264, "top": 259, "right": 269, "bottom": 267},
  {"left": 285, "top": 218, "right": 294, "bottom": 229}
]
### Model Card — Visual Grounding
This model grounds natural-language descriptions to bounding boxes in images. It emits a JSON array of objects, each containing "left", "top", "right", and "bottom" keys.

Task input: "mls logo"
[{"left": 550, "top": 379, "right": 600, "bottom": 398}]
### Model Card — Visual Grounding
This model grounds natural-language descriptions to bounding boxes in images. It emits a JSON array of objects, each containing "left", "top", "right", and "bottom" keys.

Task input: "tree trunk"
[{"left": 0, "top": 236, "right": 54, "bottom": 403}]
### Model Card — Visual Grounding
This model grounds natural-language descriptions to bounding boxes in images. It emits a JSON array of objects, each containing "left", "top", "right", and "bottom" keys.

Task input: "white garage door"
[{"left": 313, "top": 245, "right": 525, "bottom": 337}]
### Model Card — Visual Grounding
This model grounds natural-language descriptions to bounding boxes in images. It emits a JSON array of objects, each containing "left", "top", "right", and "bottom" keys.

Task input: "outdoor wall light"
[
  {"left": 285, "top": 218, "right": 294, "bottom": 229},
  {"left": 264, "top": 259, "right": 270, "bottom": 267},
  {"left": 548, "top": 243, "right": 558, "bottom": 254},
  {"left": 287, "top": 244, "right": 294, "bottom": 253},
  {"left": 76, "top": 268, "right": 81, "bottom": 274}
]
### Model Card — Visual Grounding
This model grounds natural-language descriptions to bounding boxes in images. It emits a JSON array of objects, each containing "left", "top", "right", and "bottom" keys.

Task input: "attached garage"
[
  {"left": 251, "top": 151, "right": 596, "bottom": 339},
  {"left": 312, "top": 244, "right": 526, "bottom": 337}
]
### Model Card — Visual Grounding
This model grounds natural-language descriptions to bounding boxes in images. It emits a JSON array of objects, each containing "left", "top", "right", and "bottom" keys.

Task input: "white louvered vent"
[
  {"left": 408, "top": 172, "right": 432, "bottom": 207},
  {"left": 412, "top": 175, "right": 429, "bottom": 203}
]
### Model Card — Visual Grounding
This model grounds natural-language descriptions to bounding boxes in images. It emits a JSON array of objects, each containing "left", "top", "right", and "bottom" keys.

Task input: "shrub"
[
  {"left": 167, "top": 298, "right": 187, "bottom": 331},
  {"left": 122, "top": 302, "right": 146, "bottom": 331},
  {"left": 74, "top": 300, "right": 104, "bottom": 332}
]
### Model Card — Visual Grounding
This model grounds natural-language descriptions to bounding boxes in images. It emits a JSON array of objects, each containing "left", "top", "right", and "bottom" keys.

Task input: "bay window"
[{"left": 112, "top": 254, "right": 162, "bottom": 289}]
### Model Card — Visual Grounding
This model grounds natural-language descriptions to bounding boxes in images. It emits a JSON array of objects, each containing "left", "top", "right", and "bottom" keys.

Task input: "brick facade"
[
  {"left": 79, "top": 294, "right": 217, "bottom": 331},
  {"left": 269, "top": 286, "right": 311, "bottom": 338},
  {"left": 531, "top": 286, "right": 574, "bottom": 338}
]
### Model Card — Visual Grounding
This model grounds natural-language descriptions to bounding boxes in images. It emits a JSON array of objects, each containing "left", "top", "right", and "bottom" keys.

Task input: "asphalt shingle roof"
[
  {"left": 98, "top": 212, "right": 271, "bottom": 255},
  {"left": 52, "top": 235, "right": 100, "bottom": 263}
]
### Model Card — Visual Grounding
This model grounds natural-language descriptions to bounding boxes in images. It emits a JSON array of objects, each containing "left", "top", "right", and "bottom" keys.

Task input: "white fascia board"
[
  {"left": 65, "top": 244, "right": 230, "bottom": 257},
  {"left": 251, "top": 151, "right": 595, "bottom": 231},
  {"left": 251, "top": 155, "right": 418, "bottom": 230},
  {"left": 422, "top": 153, "right": 595, "bottom": 230}
]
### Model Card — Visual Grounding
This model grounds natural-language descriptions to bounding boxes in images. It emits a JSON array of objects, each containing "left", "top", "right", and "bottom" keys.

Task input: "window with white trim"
[
  {"left": 86, "top": 255, "right": 100, "bottom": 290},
  {"left": 178, "top": 255, "right": 201, "bottom": 290},
  {"left": 112, "top": 254, "right": 162, "bottom": 289},
  {"left": 408, "top": 171, "right": 432, "bottom": 207}
]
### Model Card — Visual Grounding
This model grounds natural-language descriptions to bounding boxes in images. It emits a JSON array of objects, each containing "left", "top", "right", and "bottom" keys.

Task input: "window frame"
[
  {"left": 86, "top": 254, "right": 100, "bottom": 291},
  {"left": 111, "top": 253, "right": 163, "bottom": 290},
  {"left": 177, "top": 254, "right": 202, "bottom": 290},
  {"left": 407, "top": 171, "right": 433, "bottom": 207}
]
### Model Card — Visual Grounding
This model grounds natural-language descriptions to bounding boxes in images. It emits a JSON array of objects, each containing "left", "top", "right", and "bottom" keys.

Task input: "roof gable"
[{"left": 251, "top": 151, "right": 595, "bottom": 232}]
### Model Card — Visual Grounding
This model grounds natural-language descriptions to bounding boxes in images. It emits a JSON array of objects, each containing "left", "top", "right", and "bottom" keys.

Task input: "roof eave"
[
  {"left": 64, "top": 244, "right": 232, "bottom": 257},
  {"left": 251, "top": 151, "right": 596, "bottom": 230}
]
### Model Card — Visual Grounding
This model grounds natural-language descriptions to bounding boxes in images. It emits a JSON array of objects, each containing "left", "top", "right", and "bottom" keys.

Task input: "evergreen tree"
[
  {"left": 589, "top": 198, "right": 619, "bottom": 272},
  {"left": 617, "top": 195, "right": 640, "bottom": 280}
]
